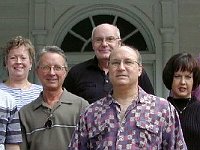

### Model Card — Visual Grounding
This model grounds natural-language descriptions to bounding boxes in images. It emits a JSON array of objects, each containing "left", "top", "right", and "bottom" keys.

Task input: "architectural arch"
[
  {"left": 45, "top": 3, "right": 162, "bottom": 95},
  {"left": 46, "top": 4, "right": 161, "bottom": 53}
]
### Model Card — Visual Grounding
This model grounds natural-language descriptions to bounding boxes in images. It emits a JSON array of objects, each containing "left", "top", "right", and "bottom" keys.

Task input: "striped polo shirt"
[
  {"left": 0, "top": 89, "right": 22, "bottom": 147},
  {"left": 0, "top": 83, "right": 43, "bottom": 109}
]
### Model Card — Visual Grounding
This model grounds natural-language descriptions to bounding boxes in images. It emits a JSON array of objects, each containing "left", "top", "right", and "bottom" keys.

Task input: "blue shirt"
[{"left": 69, "top": 87, "right": 187, "bottom": 150}]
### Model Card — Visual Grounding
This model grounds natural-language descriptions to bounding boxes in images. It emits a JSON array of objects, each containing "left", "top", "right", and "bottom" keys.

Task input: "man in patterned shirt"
[
  {"left": 0, "top": 89, "right": 22, "bottom": 150},
  {"left": 69, "top": 45, "right": 187, "bottom": 150}
]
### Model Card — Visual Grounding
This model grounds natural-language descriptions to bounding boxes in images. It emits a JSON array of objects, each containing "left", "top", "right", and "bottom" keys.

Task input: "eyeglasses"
[
  {"left": 94, "top": 36, "right": 120, "bottom": 44},
  {"left": 44, "top": 114, "right": 54, "bottom": 129},
  {"left": 39, "top": 65, "right": 66, "bottom": 72},
  {"left": 109, "top": 59, "right": 140, "bottom": 68}
]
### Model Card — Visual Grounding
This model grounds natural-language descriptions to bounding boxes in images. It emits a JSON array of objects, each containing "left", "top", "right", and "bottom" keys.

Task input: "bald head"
[
  {"left": 91, "top": 23, "right": 120, "bottom": 40},
  {"left": 109, "top": 45, "right": 142, "bottom": 65}
]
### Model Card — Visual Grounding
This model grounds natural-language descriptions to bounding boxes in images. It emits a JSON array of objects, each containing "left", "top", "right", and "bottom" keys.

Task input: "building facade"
[{"left": 0, "top": 0, "right": 200, "bottom": 98}]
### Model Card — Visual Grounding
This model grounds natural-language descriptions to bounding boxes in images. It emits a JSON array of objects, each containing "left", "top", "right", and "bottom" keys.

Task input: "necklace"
[{"left": 172, "top": 98, "right": 191, "bottom": 114}]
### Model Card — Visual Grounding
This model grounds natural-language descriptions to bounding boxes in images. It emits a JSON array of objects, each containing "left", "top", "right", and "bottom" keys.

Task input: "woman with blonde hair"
[{"left": 0, "top": 36, "right": 42, "bottom": 109}]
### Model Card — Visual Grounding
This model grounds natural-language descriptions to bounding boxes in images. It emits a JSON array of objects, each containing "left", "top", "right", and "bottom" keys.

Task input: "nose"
[
  {"left": 16, "top": 57, "right": 22, "bottom": 63},
  {"left": 49, "top": 67, "right": 56, "bottom": 74},
  {"left": 118, "top": 61, "right": 125, "bottom": 70},
  {"left": 180, "top": 77, "right": 186, "bottom": 84},
  {"left": 101, "top": 39, "right": 108, "bottom": 46}
]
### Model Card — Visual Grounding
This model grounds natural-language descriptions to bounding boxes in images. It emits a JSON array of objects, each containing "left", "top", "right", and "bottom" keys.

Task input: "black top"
[
  {"left": 63, "top": 57, "right": 154, "bottom": 104},
  {"left": 168, "top": 96, "right": 200, "bottom": 150}
]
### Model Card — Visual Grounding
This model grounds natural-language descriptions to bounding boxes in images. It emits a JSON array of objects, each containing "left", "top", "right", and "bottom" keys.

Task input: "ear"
[
  {"left": 63, "top": 68, "right": 68, "bottom": 78},
  {"left": 138, "top": 65, "right": 143, "bottom": 77},
  {"left": 4, "top": 57, "right": 7, "bottom": 68},
  {"left": 29, "top": 64, "right": 32, "bottom": 71},
  {"left": 118, "top": 39, "right": 122, "bottom": 47}
]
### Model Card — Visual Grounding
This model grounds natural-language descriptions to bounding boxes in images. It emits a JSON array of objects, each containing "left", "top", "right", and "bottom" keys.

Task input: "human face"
[
  {"left": 171, "top": 70, "right": 193, "bottom": 98},
  {"left": 92, "top": 24, "right": 121, "bottom": 61},
  {"left": 36, "top": 52, "right": 67, "bottom": 91},
  {"left": 109, "top": 47, "right": 142, "bottom": 87},
  {"left": 5, "top": 45, "right": 32, "bottom": 80}
]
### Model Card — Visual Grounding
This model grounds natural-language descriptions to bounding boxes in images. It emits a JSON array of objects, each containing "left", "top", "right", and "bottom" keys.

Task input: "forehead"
[
  {"left": 9, "top": 45, "right": 28, "bottom": 54},
  {"left": 174, "top": 70, "right": 193, "bottom": 74},
  {"left": 94, "top": 25, "right": 117, "bottom": 37},
  {"left": 40, "top": 52, "right": 65, "bottom": 64},
  {"left": 110, "top": 47, "right": 138, "bottom": 60}
]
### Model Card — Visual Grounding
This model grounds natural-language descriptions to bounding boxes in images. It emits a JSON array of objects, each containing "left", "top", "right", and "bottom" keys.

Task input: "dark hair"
[{"left": 162, "top": 52, "right": 200, "bottom": 90}]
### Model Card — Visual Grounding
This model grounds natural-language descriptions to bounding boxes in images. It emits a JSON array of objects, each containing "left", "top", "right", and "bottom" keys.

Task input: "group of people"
[{"left": 0, "top": 23, "right": 199, "bottom": 150}]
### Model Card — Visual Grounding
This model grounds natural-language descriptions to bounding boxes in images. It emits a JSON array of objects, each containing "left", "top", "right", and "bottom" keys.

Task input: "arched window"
[{"left": 61, "top": 15, "right": 148, "bottom": 53}]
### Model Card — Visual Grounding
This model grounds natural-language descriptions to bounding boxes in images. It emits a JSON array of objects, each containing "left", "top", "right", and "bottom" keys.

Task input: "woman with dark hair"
[{"left": 163, "top": 52, "right": 200, "bottom": 150}]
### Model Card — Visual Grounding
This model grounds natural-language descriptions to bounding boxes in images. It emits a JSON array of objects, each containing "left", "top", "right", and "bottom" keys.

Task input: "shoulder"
[
  {"left": 0, "top": 83, "right": 10, "bottom": 90},
  {"left": 81, "top": 97, "right": 108, "bottom": 115},
  {"left": 69, "top": 58, "right": 96, "bottom": 72},
  {"left": 191, "top": 96, "right": 200, "bottom": 107},
  {"left": 0, "top": 83, "right": 6, "bottom": 87},
  {"left": 140, "top": 90, "right": 173, "bottom": 111},
  {"left": 0, "top": 89, "right": 16, "bottom": 109},
  {"left": 62, "top": 89, "right": 89, "bottom": 106},
  {"left": 21, "top": 92, "right": 42, "bottom": 108}
]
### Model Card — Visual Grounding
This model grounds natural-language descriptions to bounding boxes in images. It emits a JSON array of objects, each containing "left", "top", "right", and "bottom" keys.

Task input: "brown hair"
[{"left": 4, "top": 36, "right": 35, "bottom": 66}]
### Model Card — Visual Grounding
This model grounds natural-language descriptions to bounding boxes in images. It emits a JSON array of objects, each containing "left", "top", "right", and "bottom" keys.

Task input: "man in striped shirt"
[{"left": 0, "top": 89, "right": 22, "bottom": 150}]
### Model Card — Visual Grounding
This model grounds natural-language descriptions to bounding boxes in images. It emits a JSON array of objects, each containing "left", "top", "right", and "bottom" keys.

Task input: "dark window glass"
[{"left": 61, "top": 15, "right": 147, "bottom": 52}]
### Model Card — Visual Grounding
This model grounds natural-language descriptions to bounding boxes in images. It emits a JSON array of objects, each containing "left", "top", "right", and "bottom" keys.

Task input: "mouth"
[
  {"left": 178, "top": 87, "right": 187, "bottom": 92},
  {"left": 116, "top": 74, "right": 127, "bottom": 78},
  {"left": 14, "top": 66, "right": 24, "bottom": 70},
  {"left": 47, "top": 78, "right": 57, "bottom": 82},
  {"left": 99, "top": 49, "right": 111, "bottom": 52}
]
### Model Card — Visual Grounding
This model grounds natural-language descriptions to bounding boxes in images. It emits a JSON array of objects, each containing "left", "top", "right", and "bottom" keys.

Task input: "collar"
[
  {"left": 32, "top": 88, "right": 74, "bottom": 111},
  {"left": 105, "top": 86, "right": 147, "bottom": 106}
]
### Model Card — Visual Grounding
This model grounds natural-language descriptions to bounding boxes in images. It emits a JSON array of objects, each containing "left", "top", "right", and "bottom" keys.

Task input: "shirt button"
[{"left": 120, "top": 127, "right": 124, "bottom": 132}]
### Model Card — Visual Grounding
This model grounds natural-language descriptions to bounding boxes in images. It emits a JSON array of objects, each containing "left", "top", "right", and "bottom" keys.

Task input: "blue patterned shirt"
[{"left": 69, "top": 87, "right": 187, "bottom": 150}]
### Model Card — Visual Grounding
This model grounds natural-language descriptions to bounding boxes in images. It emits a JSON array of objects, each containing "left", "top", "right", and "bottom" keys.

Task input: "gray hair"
[
  {"left": 91, "top": 23, "right": 121, "bottom": 40},
  {"left": 36, "top": 46, "right": 68, "bottom": 67}
]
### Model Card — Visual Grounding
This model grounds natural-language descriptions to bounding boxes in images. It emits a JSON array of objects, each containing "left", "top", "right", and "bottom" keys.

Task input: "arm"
[
  {"left": 18, "top": 111, "right": 29, "bottom": 150},
  {"left": 5, "top": 144, "right": 20, "bottom": 150},
  {"left": 5, "top": 98, "right": 22, "bottom": 148},
  {"left": 68, "top": 113, "right": 88, "bottom": 150}
]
